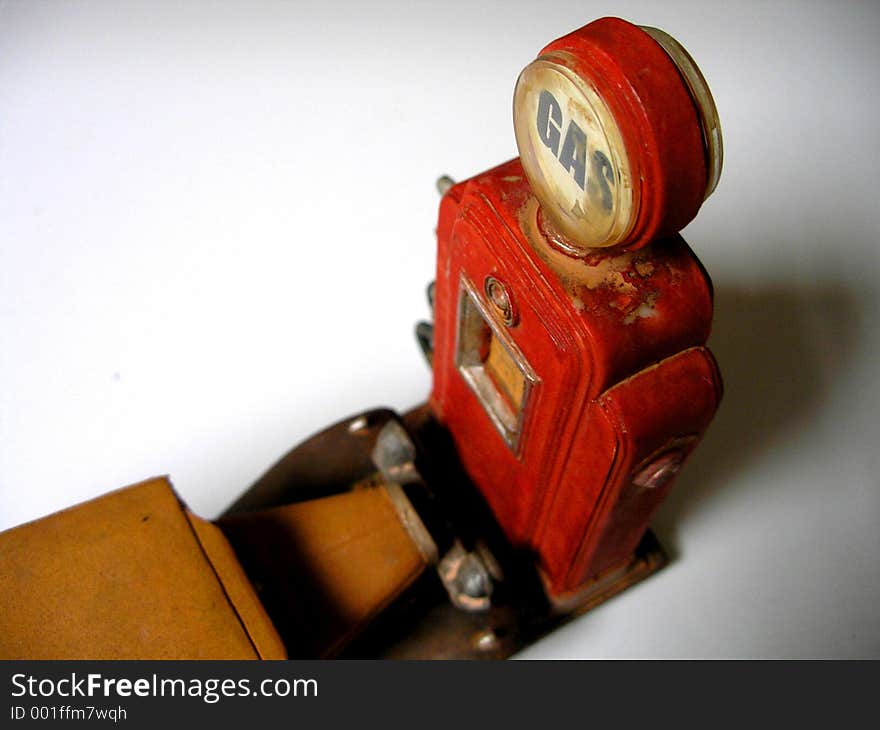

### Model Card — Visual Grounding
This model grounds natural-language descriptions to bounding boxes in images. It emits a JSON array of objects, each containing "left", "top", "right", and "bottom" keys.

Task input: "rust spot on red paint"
[{"left": 518, "top": 196, "right": 663, "bottom": 323}]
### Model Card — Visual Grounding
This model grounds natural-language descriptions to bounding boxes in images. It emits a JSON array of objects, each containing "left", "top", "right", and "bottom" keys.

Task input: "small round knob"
[{"left": 632, "top": 449, "right": 687, "bottom": 490}]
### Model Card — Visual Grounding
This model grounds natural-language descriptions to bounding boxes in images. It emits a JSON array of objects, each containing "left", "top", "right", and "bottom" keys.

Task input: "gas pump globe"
[
  {"left": 0, "top": 17, "right": 724, "bottom": 659},
  {"left": 512, "top": 21, "right": 722, "bottom": 250}
]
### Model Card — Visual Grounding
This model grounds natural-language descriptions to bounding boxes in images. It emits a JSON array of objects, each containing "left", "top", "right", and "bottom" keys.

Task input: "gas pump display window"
[{"left": 455, "top": 276, "right": 538, "bottom": 454}]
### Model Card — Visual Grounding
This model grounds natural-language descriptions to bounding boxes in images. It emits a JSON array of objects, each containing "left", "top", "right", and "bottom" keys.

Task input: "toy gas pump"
[
  {"left": 428, "top": 17, "right": 722, "bottom": 607},
  {"left": 0, "top": 17, "right": 722, "bottom": 660}
]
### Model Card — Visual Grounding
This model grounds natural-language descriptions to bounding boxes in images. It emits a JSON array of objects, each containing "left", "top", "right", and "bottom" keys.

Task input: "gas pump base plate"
[
  {"left": 228, "top": 404, "right": 668, "bottom": 659},
  {"left": 356, "top": 529, "right": 667, "bottom": 659},
  {"left": 340, "top": 405, "right": 669, "bottom": 659}
]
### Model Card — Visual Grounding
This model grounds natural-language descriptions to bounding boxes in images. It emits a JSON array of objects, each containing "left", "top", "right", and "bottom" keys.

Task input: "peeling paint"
[
  {"left": 635, "top": 260, "right": 654, "bottom": 277},
  {"left": 518, "top": 196, "right": 666, "bottom": 323},
  {"left": 623, "top": 291, "right": 659, "bottom": 324}
]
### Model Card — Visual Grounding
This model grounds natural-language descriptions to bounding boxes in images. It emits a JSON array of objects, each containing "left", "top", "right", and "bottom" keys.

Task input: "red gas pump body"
[{"left": 429, "top": 159, "right": 721, "bottom": 599}]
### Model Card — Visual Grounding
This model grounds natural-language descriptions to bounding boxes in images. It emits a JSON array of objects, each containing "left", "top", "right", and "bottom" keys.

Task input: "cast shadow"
[{"left": 652, "top": 281, "right": 866, "bottom": 558}]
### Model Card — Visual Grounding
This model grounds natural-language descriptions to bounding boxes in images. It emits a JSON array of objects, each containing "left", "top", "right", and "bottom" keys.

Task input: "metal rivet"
[
  {"left": 371, "top": 420, "right": 419, "bottom": 485},
  {"left": 436, "top": 175, "right": 455, "bottom": 195}
]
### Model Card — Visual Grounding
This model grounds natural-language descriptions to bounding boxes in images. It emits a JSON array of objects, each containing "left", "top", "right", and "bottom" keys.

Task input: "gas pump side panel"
[{"left": 548, "top": 346, "right": 722, "bottom": 595}]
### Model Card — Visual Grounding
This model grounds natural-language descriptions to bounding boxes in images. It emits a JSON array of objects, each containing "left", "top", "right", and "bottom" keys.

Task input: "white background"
[{"left": 1, "top": 0, "right": 878, "bottom": 658}]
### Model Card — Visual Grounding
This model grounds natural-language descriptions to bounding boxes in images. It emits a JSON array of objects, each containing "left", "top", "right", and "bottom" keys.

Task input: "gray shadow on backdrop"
[{"left": 652, "top": 281, "right": 866, "bottom": 558}]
